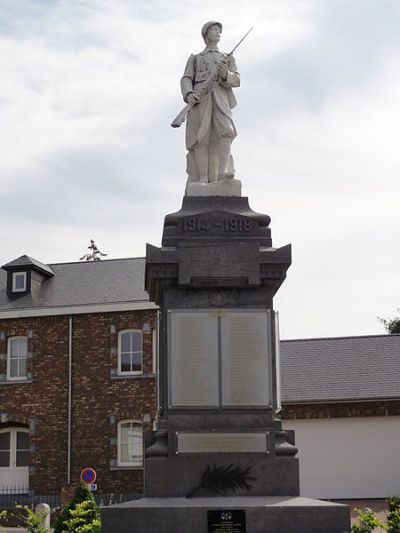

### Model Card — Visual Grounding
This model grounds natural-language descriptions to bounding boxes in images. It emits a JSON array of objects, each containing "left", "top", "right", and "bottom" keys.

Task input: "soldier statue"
[{"left": 179, "top": 21, "right": 240, "bottom": 187}]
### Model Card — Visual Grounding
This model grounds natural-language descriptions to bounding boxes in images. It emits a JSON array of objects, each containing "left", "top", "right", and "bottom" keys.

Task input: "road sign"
[
  {"left": 89, "top": 484, "right": 97, "bottom": 492},
  {"left": 80, "top": 467, "right": 97, "bottom": 485}
]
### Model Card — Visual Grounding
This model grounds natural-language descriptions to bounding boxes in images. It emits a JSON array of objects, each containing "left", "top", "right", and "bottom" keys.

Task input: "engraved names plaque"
[
  {"left": 177, "top": 432, "right": 267, "bottom": 453},
  {"left": 221, "top": 311, "right": 271, "bottom": 406},
  {"left": 169, "top": 311, "right": 219, "bottom": 407}
]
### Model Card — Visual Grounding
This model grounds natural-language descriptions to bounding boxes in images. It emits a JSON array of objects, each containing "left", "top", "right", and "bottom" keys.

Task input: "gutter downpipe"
[{"left": 67, "top": 316, "right": 73, "bottom": 485}]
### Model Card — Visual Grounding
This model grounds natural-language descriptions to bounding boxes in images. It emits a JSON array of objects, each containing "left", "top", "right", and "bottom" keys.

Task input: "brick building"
[
  {"left": 1, "top": 254, "right": 399, "bottom": 502},
  {"left": 0, "top": 255, "right": 157, "bottom": 500}
]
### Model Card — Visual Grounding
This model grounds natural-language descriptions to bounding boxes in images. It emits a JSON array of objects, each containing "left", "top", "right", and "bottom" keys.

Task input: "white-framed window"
[
  {"left": 7, "top": 337, "right": 28, "bottom": 380},
  {"left": 12, "top": 272, "right": 27, "bottom": 293},
  {"left": 118, "top": 330, "right": 142, "bottom": 375},
  {"left": 117, "top": 420, "right": 143, "bottom": 467}
]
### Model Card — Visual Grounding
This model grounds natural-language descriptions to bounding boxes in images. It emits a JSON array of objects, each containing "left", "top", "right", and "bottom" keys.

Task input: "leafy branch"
[{"left": 186, "top": 463, "right": 256, "bottom": 498}]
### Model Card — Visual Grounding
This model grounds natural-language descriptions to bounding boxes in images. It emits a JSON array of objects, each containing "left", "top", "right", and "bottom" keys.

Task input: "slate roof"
[
  {"left": 281, "top": 334, "right": 400, "bottom": 403},
  {"left": 0, "top": 257, "right": 149, "bottom": 311}
]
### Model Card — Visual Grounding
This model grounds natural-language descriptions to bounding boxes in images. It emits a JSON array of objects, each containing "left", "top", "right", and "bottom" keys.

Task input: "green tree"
[
  {"left": 54, "top": 483, "right": 100, "bottom": 533},
  {"left": 378, "top": 309, "right": 400, "bottom": 334}
]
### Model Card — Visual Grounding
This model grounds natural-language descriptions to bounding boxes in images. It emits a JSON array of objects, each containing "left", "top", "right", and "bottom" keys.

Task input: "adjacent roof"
[
  {"left": 0, "top": 257, "right": 153, "bottom": 316},
  {"left": 281, "top": 334, "right": 400, "bottom": 403}
]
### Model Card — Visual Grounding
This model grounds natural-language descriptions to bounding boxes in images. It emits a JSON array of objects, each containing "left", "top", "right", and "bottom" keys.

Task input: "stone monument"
[{"left": 102, "top": 22, "right": 350, "bottom": 533}]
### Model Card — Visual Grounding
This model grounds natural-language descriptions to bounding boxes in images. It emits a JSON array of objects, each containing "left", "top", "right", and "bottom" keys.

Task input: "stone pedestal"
[
  {"left": 102, "top": 496, "right": 350, "bottom": 533},
  {"left": 101, "top": 196, "right": 350, "bottom": 532}
]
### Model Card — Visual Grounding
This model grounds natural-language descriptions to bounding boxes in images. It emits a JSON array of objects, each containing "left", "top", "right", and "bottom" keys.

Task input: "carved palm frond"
[{"left": 186, "top": 463, "right": 256, "bottom": 498}]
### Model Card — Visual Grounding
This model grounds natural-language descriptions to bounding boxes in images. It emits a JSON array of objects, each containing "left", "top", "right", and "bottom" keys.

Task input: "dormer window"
[
  {"left": 12, "top": 272, "right": 27, "bottom": 293},
  {"left": 2, "top": 255, "right": 55, "bottom": 298}
]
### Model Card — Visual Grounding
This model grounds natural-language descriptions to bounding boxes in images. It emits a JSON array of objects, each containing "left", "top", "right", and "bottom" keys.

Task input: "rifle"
[{"left": 170, "top": 26, "right": 254, "bottom": 128}]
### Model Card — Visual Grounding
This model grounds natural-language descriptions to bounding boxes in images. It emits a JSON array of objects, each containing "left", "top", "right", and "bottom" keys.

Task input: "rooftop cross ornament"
[{"left": 172, "top": 22, "right": 253, "bottom": 194}]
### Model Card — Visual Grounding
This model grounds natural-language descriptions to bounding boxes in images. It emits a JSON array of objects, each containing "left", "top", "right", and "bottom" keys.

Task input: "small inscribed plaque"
[
  {"left": 169, "top": 311, "right": 219, "bottom": 407},
  {"left": 221, "top": 311, "right": 270, "bottom": 406},
  {"left": 208, "top": 510, "right": 246, "bottom": 533},
  {"left": 177, "top": 432, "right": 267, "bottom": 454}
]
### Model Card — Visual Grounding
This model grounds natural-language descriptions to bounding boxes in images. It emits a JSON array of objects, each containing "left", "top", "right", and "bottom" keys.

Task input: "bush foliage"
[{"left": 54, "top": 482, "right": 100, "bottom": 533}]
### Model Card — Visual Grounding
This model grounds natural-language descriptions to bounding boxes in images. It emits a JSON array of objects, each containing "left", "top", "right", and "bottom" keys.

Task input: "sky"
[{"left": 0, "top": 0, "right": 399, "bottom": 339}]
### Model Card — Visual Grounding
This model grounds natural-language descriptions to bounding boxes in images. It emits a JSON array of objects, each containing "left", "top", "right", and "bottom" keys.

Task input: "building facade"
[{"left": 0, "top": 256, "right": 158, "bottom": 499}]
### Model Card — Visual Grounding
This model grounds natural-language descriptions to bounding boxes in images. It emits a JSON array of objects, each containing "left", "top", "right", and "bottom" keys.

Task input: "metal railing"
[
  {"left": 0, "top": 487, "right": 139, "bottom": 509},
  {"left": 0, "top": 487, "right": 59, "bottom": 509}
]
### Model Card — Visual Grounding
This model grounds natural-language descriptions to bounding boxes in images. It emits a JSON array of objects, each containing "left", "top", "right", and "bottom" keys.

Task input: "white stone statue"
[{"left": 174, "top": 22, "right": 242, "bottom": 196}]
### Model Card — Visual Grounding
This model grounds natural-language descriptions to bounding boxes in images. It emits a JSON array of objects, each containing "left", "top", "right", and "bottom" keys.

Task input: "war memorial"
[{"left": 102, "top": 21, "right": 350, "bottom": 533}]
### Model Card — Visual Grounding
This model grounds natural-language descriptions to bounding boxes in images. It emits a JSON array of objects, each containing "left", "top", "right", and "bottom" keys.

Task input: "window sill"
[
  {"left": 111, "top": 373, "right": 155, "bottom": 380},
  {"left": 0, "top": 379, "right": 32, "bottom": 385}
]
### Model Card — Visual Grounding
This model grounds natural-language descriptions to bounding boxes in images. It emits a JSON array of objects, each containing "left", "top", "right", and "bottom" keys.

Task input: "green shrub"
[
  {"left": 0, "top": 510, "right": 7, "bottom": 533},
  {"left": 15, "top": 505, "right": 48, "bottom": 533},
  {"left": 351, "top": 507, "right": 386, "bottom": 533},
  {"left": 63, "top": 500, "right": 100, "bottom": 532},
  {"left": 54, "top": 483, "right": 100, "bottom": 533},
  {"left": 387, "top": 496, "right": 400, "bottom": 533}
]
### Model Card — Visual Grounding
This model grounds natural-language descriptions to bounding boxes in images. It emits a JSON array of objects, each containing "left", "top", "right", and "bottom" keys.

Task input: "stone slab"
[
  {"left": 169, "top": 310, "right": 219, "bottom": 407},
  {"left": 144, "top": 455, "right": 299, "bottom": 497},
  {"left": 176, "top": 432, "right": 268, "bottom": 453},
  {"left": 101, "top": 496, "right": 351, "bottom": 533}
]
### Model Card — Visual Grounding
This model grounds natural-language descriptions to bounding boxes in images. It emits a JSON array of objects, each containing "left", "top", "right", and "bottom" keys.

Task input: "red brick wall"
[
  {"left": 281, "top": 400, "right": 400, "bottom": 419},
  {"left": 0, "top": 309, "right": 157, "bottom": 496}
]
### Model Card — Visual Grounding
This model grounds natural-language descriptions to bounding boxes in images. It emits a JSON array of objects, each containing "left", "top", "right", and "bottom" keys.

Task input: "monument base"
[
  {"left": 186, "top": 178, "right": 242, "bottom": 197},
  {"left": 145, "top": 455, "right": 299, "bottom": 497},
  {"left": 101, "top": 495, "right": 350, "bottom": 533}
]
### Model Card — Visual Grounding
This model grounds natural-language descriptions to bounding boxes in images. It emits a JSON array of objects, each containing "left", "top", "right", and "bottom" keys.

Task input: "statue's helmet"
[{"left": 201, "top": 21, "right": 222, "bottom": 42}]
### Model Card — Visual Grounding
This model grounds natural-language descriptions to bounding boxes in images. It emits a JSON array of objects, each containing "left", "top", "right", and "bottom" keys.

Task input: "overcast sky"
[{"left": 1, "top": 0, "right": 399, "bottom": 339}]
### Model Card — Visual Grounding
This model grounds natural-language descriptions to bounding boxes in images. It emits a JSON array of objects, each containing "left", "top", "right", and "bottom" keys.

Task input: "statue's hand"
[
  {"left": 217, "top": 57, "right": 229, "bottom": 80},
  {"left": 187, "top": 93, "right": 200, "bottom": 105}
]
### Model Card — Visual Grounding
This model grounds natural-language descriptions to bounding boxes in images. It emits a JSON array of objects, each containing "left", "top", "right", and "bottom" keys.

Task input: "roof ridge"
[
  {"left": 49, "top": 257, "right": 146, "bottom": 266},
  {"left": 281, "top": 333, "right": 400, "bottom": 342}
]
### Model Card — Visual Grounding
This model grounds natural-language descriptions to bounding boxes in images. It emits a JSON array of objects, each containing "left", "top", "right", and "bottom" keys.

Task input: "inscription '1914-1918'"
[{"left": 183, "top": 217, "right": 252, "bottom": 233}]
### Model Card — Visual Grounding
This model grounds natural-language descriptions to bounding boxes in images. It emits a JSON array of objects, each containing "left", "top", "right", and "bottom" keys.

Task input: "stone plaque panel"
[
  {"left": 208, "top": 510, "right": 246, "bottom": 533},
  {"left": 177, "top": 432, "right": 267, "bottom": 454},
  {"left": 221, "top": 311, "right": 271, "bottom": 406},
  {"left": 169, "top": 311, "right": 219, "bottom": 407}
]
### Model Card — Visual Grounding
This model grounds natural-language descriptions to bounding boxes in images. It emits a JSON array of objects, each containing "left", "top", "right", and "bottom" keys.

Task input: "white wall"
[{"left": 283, "top": 416, "right": 400, "bottom": 499}]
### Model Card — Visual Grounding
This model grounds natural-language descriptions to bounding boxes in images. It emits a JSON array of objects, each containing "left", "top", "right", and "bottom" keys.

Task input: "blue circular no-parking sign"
[{"left": 80, "top": 467, "right": 97, "bottom": 484}]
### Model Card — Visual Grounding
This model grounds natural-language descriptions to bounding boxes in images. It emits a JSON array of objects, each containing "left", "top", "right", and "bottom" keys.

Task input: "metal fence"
[
  {"left": 0, "top": 487, "right": 60, "bottom": 509},
  {"left": 0, "top": 487, "right": 139, "bottom": 509}
]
